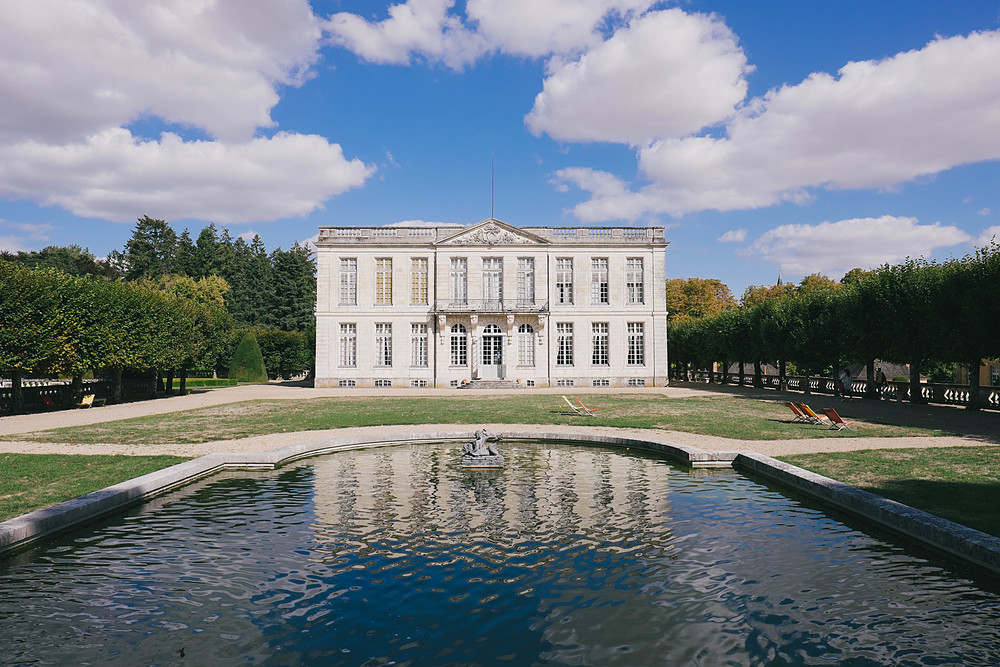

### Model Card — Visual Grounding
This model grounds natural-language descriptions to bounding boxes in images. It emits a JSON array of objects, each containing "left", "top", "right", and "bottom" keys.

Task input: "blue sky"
[{"left": 2, "top": 1, "right": 1000, "bottom": 296}]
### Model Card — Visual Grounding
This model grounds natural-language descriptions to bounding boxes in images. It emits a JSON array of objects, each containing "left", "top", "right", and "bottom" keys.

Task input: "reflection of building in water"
[{"left": 308, "top": 444, "right": 674, "bottom": 548}]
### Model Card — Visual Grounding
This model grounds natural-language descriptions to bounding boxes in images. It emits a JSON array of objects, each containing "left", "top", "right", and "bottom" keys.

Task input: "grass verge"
[
  {"left": 779, "top": 446, "right": 1000, "bottom": 538},
  {"left": 0, "top": 454, "right": 189, "bottom": 522},
  {"left": 9, "top": 394, "right": 946, "bottom": 445}
]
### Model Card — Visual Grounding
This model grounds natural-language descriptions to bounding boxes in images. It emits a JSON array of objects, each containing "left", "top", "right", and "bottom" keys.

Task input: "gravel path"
[{"left": 0, "top": 383, "right": 993, "bottom": 458}]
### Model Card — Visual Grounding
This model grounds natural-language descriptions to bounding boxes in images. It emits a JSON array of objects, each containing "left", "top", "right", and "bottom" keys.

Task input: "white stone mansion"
[{"left": 314, "top": 218, "right": 668, "bottom": 388}]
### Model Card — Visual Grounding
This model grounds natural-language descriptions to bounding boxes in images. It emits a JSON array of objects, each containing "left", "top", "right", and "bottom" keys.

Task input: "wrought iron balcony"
[{"left": 433, "top": 299, "right": 549, "bottom": 314}]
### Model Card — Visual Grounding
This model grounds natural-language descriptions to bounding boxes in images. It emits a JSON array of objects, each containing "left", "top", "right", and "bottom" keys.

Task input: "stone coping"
[{"left": 1, "top": 429, "right": 998, "bottom": 577}]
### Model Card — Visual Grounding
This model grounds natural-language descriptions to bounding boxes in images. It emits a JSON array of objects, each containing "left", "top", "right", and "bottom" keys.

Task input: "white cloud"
[
  {"left": 526, "top": 9, "right": 750, "bottom": 144},
  {"left": 744, "top": 216, "right": 971, "bottom": 277},
  {"left": 0, "top": 219, "right": 54, "bottom": 252},
  {"left": 717, "top": 228, "right": 746, "bottom": 242},
  {"left": 0, "top": 0, "right": 374, "bottom": 224},
  {"left": 0, "top": 129, "right": 374, "bottom": 223},
  {"left": 559, "top": 30, "right": 1000, "bottom": 220},
  {"left": 978, "top": 207, "right": 991, "bottom": 216},
  {"left": 325, "top": 0, "right": 486, "bottom": 69},
  {"left": 976, "top": 225, "right": 1000, "bottom": 246}
]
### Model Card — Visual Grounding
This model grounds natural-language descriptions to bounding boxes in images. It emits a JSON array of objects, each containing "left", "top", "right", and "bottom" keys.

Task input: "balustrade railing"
[
  {"left": 434, "top": 299, "right": 549, "bottom": 314},
  {"left": 673, "top": 371, "right": 1000, "bottom": 410}
]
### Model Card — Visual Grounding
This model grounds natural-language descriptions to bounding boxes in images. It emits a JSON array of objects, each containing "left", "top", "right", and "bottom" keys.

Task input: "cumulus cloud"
[
  {"left": 976, "top": 225, "right": 1000, "bottom": 247},
  {"left": 324, "top": 0, "right": 657, "bottom": 67},
  {"left": 0, "top": 129, "right": 374, "bottom": 223},
  {"left": 0, "top": 0, "right": 374, "bottom": 223},
  {"left": 560, "top": 29, "right": 1000, "bottom": 220},
  {"left": 526, "top": 9, "right": 750, "bottom": 144},
  {"left": 744, "top": 216, "right": 971, "bottom": 277},
  {"left": 717, "top": 228, "right": 746, "bottom": 242},
  {"left": 0, "top": 219, "right": 55, "bottom": 252}
]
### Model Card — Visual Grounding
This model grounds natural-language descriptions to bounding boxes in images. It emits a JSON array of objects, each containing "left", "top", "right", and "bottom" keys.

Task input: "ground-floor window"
[
  {"left": 411, "top": 323, "right": 428, "bottom": 367},
  {"left": 592, "top": 322, "right": 609, "bottom": 365},
  {"left": 340, "top": 323, "right": 356, "bottom": 367},
  {"left": 627, "top": 322, "right": 645, "bottom": 366},
  {"left": 450, "top": 324, "right": 468, "bottom": 366},
  {"left": 375, "top": 323, "right": 392, "bottom": 367},
  {"left": 556, "top": 323, "right": 574, "bottom": 366},
  {"left": 518, "top": 323, "right": 534, "bottom": 366}
]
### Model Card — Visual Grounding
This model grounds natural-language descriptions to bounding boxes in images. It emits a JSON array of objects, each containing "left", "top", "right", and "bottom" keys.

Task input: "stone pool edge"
[{"left": 1, "top": 429, "right": 998, "bottom": 577}]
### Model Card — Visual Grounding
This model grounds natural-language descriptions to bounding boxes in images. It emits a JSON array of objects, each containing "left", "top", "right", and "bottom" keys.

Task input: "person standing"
[{"left": 840, "top": 367, "right": 853, "bottom": 400}]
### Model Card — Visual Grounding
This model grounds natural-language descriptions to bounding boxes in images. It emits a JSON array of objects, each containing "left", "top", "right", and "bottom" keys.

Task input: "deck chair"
[
  {"left": 77, "top": 393, "right": 95, "bottom": 409},
  {"left": 574, "top": 397, "right": 598, "bottom": 416},
  {"left": 821, "top": 407, "right": 855, "bottom": 431},
  {"left": 797, "top": 402, "right": 829, "bottom": 425},
  {"left": 785, "top": 401, "right": 809, "bottom": 422},
  {"left": 561, "top": 395, "right": 591, "bottom": 416}
]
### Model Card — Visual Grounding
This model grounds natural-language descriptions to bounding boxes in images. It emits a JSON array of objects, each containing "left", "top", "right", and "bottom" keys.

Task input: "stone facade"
[{"left": 314, "top": 218, "right": 669, "bottom": 388}]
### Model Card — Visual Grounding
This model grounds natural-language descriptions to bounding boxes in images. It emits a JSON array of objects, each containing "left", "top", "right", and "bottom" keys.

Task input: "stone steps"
[{"left": 459, "top": 379, "right": 524, "bottom": 390}]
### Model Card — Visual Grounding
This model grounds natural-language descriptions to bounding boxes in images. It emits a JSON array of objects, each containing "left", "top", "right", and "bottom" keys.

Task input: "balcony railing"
[{"left": 434, "top": 299, "right": 549, "bottom": 314}]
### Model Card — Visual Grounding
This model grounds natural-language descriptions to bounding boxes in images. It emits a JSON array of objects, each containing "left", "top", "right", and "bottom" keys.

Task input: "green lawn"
[
  {"left": 0, "top": 454, "right": 189, "bottom": 522},
  {"left": 9, "top": 394, "right": 946, "bottom": 445},
  {"left": 779, "top": 447, "right": 1000, "bottom": 538}
]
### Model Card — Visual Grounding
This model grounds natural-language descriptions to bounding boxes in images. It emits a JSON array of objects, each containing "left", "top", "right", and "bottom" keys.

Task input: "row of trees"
[{"left": 668, "top": 245, "right": 1000, "bottom": 408}]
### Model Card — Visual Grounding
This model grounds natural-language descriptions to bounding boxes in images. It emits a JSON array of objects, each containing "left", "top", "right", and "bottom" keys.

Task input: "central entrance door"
[{"left": 481, "top": 324, "right": 503, "bottom": 379}]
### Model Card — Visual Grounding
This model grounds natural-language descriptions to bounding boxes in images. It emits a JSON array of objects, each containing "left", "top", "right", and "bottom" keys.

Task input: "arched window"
[
  {"left": 483, "top": 323, "right": 502, "bottom": 334},
  {"left": 450, "top": 324, "right": 467, "bottom": 366},
  {"left": 518, "top": 323, "right": 534, "bottom": 367}
]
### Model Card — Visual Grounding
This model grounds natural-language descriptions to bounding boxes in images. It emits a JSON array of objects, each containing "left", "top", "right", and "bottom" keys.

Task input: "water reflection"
[{"left": 0, "top": 442, "right": 998, "bottom": 666}]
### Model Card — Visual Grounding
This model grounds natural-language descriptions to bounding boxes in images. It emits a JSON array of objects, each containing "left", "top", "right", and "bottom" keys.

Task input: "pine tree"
[
  {"left": 122, "top": 215, "right": 177, "bottom": 280},
  {"left": 269, "top": 242, "right": 316, "bottom": 333},
  {"left": 174, "top": 229, "right": 196, "bottom": 277},
  {"left": 191, "top": 223, "right": 221, "bottom": 279},
  {"left": 228, "top": 331, "right": 268, "bottom": 383}
]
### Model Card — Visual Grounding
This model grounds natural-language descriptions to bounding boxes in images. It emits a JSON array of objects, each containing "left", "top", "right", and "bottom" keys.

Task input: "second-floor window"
[
  {"left": 450, "top": 258, "right": 467, "bottom": 304},
  {"left": 517, "top": 257, "right": 534, "bottom": 304},
  {"left": 483, "top": 257, "right": 503, "bottom": 302},
  {"left": 591, "top": 258, "right": 609, "bottom": 304},
  {"left": 556, "top": 258, "right": 573, "bottom": 305},
  {"left": 375, "top": 258, "right": 392, "bottom": 305},
  {"left": 626, "top": 258, "right": 644, "bottom": 304},
  {"left": 411, "top": 258, "right": 428, "bottom": 305},
  {"left": 339, "top": 258, "right": 357, "bottom": 305}
]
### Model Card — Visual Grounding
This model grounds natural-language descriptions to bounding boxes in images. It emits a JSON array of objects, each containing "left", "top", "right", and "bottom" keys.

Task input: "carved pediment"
[{"left": 438, "top": 218, "right": 548, "bottom": 246}]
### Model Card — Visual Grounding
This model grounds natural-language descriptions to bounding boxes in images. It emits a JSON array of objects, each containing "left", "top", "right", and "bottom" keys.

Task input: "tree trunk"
[
  {"left": 778, "top": 359, "right": 787, "bottom": 391},
  {"left": 803, "top": 369, "right": 811, "bottom": 395},
  {"left": 909, "top": 361, "right": 925, "bottom": 404},
  {"left": 967, "top": 358, "right": 982, "bottom": 411},
  {"left": 753, "top": 360, "right": 763, "bottom": 388},
  {"left": 72, "top": 375, "right": 83, "bottom": 404},
  {"left": 708, "top": 363, "right": 715, "bottom": 384},
  {"left": 111, "top": 367, "right": 123, "bottom": 404},
  {"left": 165, "top": 370, "right": 175, "bottom": 396},
  {"left": 11, "top": 368, "right": 24, "bottom": 415},
  {"left": 864, "top": 359, "right": 876, "bottom": 399},
  {"left": 721, "top": 358, "right": 730, "bottom": 385},
  {"left": 738, "top": 361, "right": 745, "bottom": 387},
  {"left": 179, "top": 369, "right": 188, "bottom": 397}
]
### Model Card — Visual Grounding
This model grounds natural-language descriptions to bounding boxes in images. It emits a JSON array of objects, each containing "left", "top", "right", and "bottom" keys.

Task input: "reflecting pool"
[{"left": 1, "top": 442, "right": 999, "bottom": 665}]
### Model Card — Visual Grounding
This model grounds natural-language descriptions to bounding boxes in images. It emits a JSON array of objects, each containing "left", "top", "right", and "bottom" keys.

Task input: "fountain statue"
[{"left": 461, "top": 428, "right": 504, "bottom": 468}]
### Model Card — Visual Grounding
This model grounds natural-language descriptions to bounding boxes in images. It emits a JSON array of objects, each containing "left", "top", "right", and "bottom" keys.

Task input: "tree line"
[
  {"left": 1, "top": 216, "right": 316, "bottom": 413},
  {"left": 668, "top": 245, "right": 1000, "bottom": 409}
]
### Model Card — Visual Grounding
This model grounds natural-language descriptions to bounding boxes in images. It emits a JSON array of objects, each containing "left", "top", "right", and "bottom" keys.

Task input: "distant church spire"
[{"left": 776, "top": 264, "right": 783, "bottom": 286}]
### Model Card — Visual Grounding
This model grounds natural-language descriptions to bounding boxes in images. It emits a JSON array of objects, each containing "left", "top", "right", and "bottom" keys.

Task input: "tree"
[
  {"left": 191, "top": 223, "right": 222, "bottom": 279},
  {"left": 664, "top": 278, "right": 736, "bottom": 321},
  {"left": 229, "top": 331, "right": 268, "bottom": 383},
  {"left": 740, "top": 282, "right": 794, "bottom": 307},
  {"left": 7, "top": 245, "right": 118, "bottom": 278},
  {"left": 118, "top": 215, "right": 178, "bottom": 280},
  {"left": 798, "top": 273, "right": 840, "bottom": 293},
  {"left": 269, "top": 242, "right": 316, "bottom": 333}
]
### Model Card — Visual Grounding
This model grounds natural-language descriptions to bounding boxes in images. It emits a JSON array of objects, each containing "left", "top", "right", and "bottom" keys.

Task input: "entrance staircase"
[{"left": 459, "top": 379, "right": 524, "bottom": 390}]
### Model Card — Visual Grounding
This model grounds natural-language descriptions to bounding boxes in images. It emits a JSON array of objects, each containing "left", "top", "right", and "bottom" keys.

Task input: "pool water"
[{"left": 1, "top": 442, "right": 999, "bottom": 665}]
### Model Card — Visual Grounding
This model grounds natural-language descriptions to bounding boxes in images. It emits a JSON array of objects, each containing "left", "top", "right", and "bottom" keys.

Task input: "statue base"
[{"left": 461, "top": 454, "right": 505, "bottom": 468}]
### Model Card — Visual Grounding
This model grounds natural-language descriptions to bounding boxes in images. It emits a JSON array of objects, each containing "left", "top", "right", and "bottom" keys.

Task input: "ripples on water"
[{"left": 1, "top": 443, "right": 999, "bottom": 666}]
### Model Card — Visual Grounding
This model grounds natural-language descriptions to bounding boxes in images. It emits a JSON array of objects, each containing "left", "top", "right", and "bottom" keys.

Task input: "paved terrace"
[{"left": 1, "top": 381, "right": 995, "bottom": 458}]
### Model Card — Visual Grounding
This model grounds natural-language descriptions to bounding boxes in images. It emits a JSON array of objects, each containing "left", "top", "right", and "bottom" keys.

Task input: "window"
[
  {"left": 375, "top": 323, "right": 392, "bottom": 367},
  {"left": 375, "top": 258, "right": 392, "bottom": 305},
  {"left": 992, "top": 365, "right": 1000, "bottom": 386},
  {"left": 591, "top": 258, "right": 609, "bottom": 304},
  {"left": 517, "top": 258, "right": 535, "bottom": 304},
  {"left": 592, "top": 322, "right": 609, "bottom": 365},
  {"left": 556, "top": 379, "right": 575, "bottom": 387},
  {"left": 483, "top": 257, "right": 503, "bottom": 303},
  {"left": 593, "top": 379, "right": 610, "bottom": 387},
  {"left": 518, "top": 323, "right": 535, "bottom": 366},
  {"left": 411, "top": 258, "right": 428, "bottom": 305},
  {"left": 339, "top": 258, "right": 357, "bottom": 305},
  {"left": 556, "top": 323, "right": 574, "bottom": 366},
  {"left": 556, "top": 258, "right": 573, "bottom": 304},
  {"left": 626, "top": 258, "right": 644, "bottom": 304},
  {"left": 410, "top": 379, "right": 428, "bottom": 388},
  {"left": 338, "top": 379, "right": 356, "bottom": 387},
  {"left": 627, "top": 322, "right": 645, "bottom": 365},
  {"left": 450, "top": 324, "right": 468, "bottom": 365},
  {"left": 411, "top": 323, "right": 428, "bottom": 366},
  {"left": 628, "top": 378, "right": 646, "bottom": 387},
  {"left": 524, "top": 379, "right": 535, "bottom": 387},
  {"left": 450, "top": 258, "right": 467, "bottom": 304},
  {"left": 339, "top": 323, "right": 357, "bottom": 367},
  {"left": 374, "top": 379, "right": 392, "bottom": 387}
]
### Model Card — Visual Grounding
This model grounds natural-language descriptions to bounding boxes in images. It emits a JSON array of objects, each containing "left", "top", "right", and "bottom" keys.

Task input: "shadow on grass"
[{"left": 856, "top": 479, "right": 1000, "bottom": 539}]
